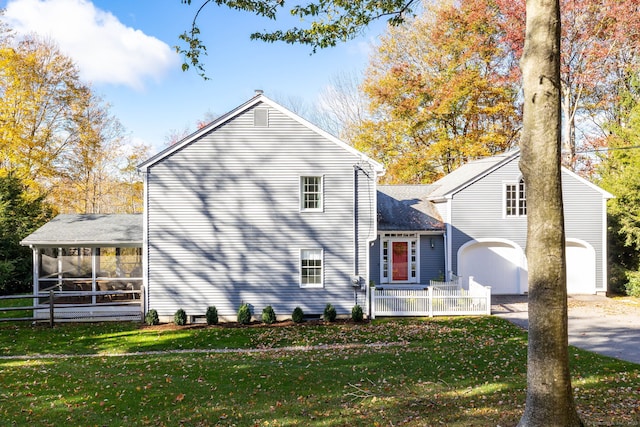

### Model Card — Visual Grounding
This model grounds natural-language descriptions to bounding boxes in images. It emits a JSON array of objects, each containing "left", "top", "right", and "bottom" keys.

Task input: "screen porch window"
[
  {"left": 506, "top": 178, "right": 527, "bottom": 217},
  {"left": 300, "top": 176, "right": 323, "bottom": 211},
  {"left": 300, "top": 249, "right": 323, "bottom": 287}
]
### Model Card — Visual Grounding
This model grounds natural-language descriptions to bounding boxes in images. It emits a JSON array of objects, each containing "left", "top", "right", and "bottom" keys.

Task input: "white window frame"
[
  {"left": 504, "top": 178, "right": 527, "bottom": 218},
  {"left": 300, "top": 248, "right": 323, "bottom": 288},
  {"left": 380, "top": 233, "right": 420, "bottom": 284},
  {"left": 300, "top": 176, "right": 324, "bottom": 212}
]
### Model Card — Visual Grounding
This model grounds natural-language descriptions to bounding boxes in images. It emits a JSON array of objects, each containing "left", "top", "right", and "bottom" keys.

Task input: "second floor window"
[
  {"left": 505, "top": 178, "right": 527, "bottom": 217},
  {"left": 301, "top": 176, "right": 323, "bottom": 211}
]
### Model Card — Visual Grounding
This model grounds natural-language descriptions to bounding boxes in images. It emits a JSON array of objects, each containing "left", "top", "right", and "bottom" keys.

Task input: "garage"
[
  {"left": 458, "top": 239, "right": 597, "bottom": 295},
  {"left": 457, "top": 240, "right": 525, "bottom": 294},
  {"left": 565, "top": 240, "right": 596, "bottom": 294}
]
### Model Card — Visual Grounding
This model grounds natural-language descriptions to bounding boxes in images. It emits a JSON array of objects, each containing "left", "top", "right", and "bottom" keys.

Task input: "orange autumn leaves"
[
  {"left": 351, "top": 0, "right": 520, "bottom": 184},
  {"left": 349, "top": 0, "right": 640, "bottom": 182}
]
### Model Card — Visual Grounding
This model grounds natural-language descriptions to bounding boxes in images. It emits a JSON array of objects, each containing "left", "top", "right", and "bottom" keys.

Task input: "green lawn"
[
  {"left": 0, "top": 296, "right": 33, "bottom": 320},
  {"left": 0, "top": 317, "right": 638, "bottom": 426}
]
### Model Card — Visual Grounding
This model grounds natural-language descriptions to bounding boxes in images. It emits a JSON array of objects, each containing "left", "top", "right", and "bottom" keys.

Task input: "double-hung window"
[
  {"left": 300, "top": 249, "right": 323, "bottom": 287},
  {"left": 300, "top": 176, "right": 323, "bottom": 211},
  {"left": 505, "top": 178, "right": 527, "bottom": 217}
]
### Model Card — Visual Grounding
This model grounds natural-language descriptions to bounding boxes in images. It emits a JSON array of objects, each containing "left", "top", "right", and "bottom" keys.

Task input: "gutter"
[{"left": 19, "top": 241, "right": 142, "bottom": 247}]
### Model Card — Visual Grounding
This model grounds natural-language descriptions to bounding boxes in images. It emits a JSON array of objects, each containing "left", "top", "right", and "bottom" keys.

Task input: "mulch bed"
[{"left": 142, "top": 318, "right": 368, "bottom": 331}]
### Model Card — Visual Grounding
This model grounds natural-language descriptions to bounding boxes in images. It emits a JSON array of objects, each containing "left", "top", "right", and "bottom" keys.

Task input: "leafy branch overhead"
[{"left": 177, "top": 0, "right": 419, "bottom": 78}]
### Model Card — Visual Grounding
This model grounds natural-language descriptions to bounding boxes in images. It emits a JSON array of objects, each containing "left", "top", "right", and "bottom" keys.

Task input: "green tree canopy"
[
  {"left": 597, "top": 82, "right": 640, "bottom": 294},
  {"left": 177, "top": 0, "right": 420, "bottom": 78},
  {"left": 0, "top": 172, "right": 52, "bottom": 294}
]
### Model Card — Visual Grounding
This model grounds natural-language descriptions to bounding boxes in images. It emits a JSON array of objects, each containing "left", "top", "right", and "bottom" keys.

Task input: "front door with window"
[
  {"left": 391, "top": 241, "right": 409, "bottom": 281},
  {"left": 381, "top": 234, "right": 418, "bottom": 284}
]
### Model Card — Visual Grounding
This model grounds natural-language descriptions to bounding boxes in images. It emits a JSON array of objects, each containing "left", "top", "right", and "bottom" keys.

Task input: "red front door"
[{"left": 392, "top": 241, "right": 409, "bottom": 281}]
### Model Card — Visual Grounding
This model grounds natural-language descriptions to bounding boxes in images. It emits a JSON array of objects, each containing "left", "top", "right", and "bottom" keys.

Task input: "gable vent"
[{"left": 254, "top": 108, "right": 269, "bottom": 127}]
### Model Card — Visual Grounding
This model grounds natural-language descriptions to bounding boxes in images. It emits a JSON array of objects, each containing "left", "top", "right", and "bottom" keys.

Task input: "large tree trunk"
[{"left": 518, "top": 0, "right": 583, "bottom": 426}]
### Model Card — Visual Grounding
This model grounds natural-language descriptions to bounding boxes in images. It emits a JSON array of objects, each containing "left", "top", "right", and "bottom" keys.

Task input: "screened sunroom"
[{"left": 20, "top": 214, "right": 143, "bottom": 321}]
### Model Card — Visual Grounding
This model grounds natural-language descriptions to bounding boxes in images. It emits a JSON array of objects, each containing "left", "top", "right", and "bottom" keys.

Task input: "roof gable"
[
  {"left": 138, "top": 93, "right": 384, "bottom": 174},
  {"left": 561, "top": 167, "right": 614, "bottom": 199},
  {"left": 428, "top": 150, "right": 613, "bottom": 200},
  {"left": 428, "top": 151, "right": 519, "bottom": 200}
]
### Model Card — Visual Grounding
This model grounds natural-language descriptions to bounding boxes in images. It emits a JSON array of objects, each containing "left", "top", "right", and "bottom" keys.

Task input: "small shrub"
[
  {"left": 145, "top": 309, "right": 159, "bottom": 326},
  {"left": 174, "top": 308, "right": 187, "bottom": 326},
  {"left": 625, "top": 270, "right": 640, "bottom": 297},
  {"left": 262, "top": 305, "right": 277, "bottom": 324},
  {"left": 351, "top": 304, "right": 364, "bottom": 322},
  {"left": 206, "top": 306, "right": 218, "bottom": 325},
  {"left": 292, "top": 306, "right": 304, "bottom": 323},
  {"left": 609, "top": 263, "right": 629, "bottom": 295},
  {"left": 237, "top": 303, "right": 251, "bottom": 325},
  {"left": 323, "top": 303, "right": 337, "bottom": 322}
]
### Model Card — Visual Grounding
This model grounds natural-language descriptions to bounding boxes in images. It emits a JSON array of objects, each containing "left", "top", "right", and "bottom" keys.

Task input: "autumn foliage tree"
[
  {"left": 0, "top": 35, "right": 89, "bottom": 190},
  {"left": 0, "top": 33, "right": 145, "bottom": 214},
  {"left": 351, "top": 0, "right": 520, "bottom": 183},
  {"left": 497, "top": 0, "right": 640, "bottom": 172}
]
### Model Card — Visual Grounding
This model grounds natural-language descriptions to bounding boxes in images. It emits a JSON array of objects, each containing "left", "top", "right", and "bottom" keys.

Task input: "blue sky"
[{"left": 1, "top": 0, "right": 385, "bottom": 153}]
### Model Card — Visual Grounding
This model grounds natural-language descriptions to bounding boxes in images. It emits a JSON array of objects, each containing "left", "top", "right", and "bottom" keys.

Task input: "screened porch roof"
[{"left": 20, "top": 214, "right": 143, "bottom": 248}]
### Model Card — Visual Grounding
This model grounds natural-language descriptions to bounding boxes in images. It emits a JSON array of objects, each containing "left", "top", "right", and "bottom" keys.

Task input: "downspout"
[
  {"left": 445, "top": 195, "right": 453, "bottom": 280},
  {"left": 352, "top": 165, "right": 359, "bottom": 307},
  {"left": 362, "top": 161, "right": 384, "bottom": 318},
  {"left": 353, "top": 164, "right": 358, "bottom": 288},
  {"left": 602, "top": 196, "right": 608, "bottom": 294}
]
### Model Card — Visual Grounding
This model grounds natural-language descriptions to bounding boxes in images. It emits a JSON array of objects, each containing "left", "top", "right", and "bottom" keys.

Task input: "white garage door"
[
  {"left": 566, "top": 241, "right": 596, "bottom": 294},
  {"left": 458, "top": 241, "right": 522, "bottom": 294}
]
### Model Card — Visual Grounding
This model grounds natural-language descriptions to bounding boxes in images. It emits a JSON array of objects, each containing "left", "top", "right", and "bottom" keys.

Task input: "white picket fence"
[{"left": 371, "top": 276, "right": 491, "bottom": 318}]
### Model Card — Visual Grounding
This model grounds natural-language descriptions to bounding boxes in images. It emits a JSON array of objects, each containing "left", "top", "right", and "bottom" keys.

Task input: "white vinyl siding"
[
  {"left": 450, "top": 156, "right": 608, "bottom": 293},
  {"left": 145, "top": 102, "right": 378, "bottom": 316}
]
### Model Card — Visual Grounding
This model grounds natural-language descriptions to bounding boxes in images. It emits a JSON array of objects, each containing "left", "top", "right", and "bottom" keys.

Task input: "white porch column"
[{"left": 31, "top": 247, "right": 39, "bottom": 306}]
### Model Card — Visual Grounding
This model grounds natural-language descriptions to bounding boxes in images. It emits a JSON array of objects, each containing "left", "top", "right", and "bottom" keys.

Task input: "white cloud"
[{"left": 3, "top": 0, "right": 179, "bottom": 89}]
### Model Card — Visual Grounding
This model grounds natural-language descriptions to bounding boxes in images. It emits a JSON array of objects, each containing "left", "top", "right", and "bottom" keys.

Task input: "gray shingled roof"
[
  {"left": 20, "top": 214, "right": 143, "bottom": 247},
  {"left": 377, "top": 185, "right": 444, "bottom": 231},
  {"left": 427, "top": 151, "right": 519, "bottom": 199}
]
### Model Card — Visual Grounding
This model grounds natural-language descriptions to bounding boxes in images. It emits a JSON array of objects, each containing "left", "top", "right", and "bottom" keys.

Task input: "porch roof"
[
  {"left": 377, "top": 185, "right": 445, "bottom": 231},
  {"left": 20, "top": 214, "right": 143, "bottom": 248}
]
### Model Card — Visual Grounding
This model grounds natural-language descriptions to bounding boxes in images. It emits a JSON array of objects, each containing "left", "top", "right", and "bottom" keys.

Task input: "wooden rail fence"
[{"left": 0, "top": 289, "right": 143, "bottom": 327}]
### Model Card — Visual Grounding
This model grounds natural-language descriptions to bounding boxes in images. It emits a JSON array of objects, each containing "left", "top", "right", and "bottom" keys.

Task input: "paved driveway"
[{"left": 492, "top": 295, "right": 640, "bottom": 365}]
